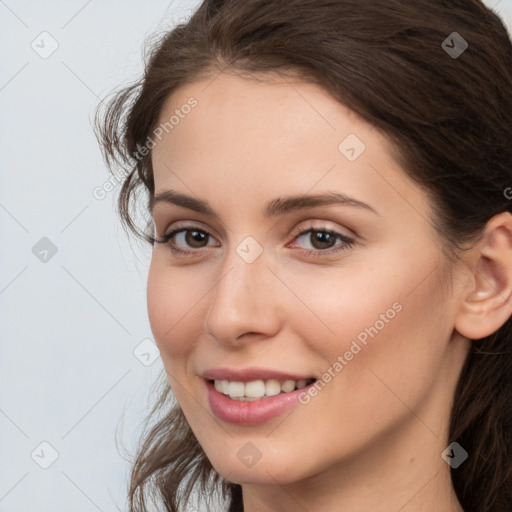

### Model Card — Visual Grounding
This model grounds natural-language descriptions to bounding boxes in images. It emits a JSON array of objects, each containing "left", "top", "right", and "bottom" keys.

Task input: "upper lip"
[{"left": 201, "top": 367, "right": 315, "bottom": 383}]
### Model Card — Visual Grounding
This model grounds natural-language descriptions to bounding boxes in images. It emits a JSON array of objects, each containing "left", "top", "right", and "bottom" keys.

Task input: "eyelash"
[
  {"left": 153, "top": 225, "right": 355, "bottom": 257},
  {"left": 154, "top": 224, "right": 355, "bottom": 258}
]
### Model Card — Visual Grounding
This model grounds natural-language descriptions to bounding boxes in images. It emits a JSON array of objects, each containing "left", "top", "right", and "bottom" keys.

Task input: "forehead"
[
  {"left": 154, "top": 70, "right": 376, "bottom": 153},
  {"left": 150, "top": 71, "right": 431, "bottom": 225}
]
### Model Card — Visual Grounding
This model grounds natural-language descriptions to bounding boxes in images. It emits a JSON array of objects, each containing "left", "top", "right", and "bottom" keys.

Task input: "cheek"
[
  {"left": 279, "top": 255, "right": 450, "bottom": 395},
  {"left": 334, "top": 276, "right": 449, "bottom": 417},
  {"left": 276, "top": 259, "right": 406, "bottom": 355},
  {"left": 147, "top": 257, "right": 203, "bottom": 362}
]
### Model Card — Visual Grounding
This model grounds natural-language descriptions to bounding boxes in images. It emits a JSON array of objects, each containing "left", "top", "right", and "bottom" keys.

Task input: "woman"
[{"left": 95, "top": 0, "right": 512, "bottom": 510}]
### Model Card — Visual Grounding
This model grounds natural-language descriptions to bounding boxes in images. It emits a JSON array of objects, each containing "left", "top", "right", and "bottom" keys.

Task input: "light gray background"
[{"left": 1, "top": 1, "right": 511, "bottom": 511}]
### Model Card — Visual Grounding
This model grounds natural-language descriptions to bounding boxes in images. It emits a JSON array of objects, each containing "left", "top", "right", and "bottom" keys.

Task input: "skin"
[{"left": 147, "top": 70, "right": 512, "bottom": 512}]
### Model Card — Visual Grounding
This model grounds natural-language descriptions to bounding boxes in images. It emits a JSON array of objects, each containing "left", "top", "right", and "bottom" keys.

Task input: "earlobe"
[{"left": 454, "top": 211, "right": 512, "bottom": 340}]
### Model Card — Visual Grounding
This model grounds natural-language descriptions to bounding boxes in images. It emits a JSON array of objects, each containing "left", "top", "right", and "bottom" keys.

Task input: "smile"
[
  {"left": 212, "top": 378, "right": 316, "bottom": 400},
  {"left": 205, "top": 378, "right": 318, "bottom": 424}
]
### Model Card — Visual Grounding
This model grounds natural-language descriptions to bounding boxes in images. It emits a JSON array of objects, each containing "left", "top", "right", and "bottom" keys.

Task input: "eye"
[
  {"left": 288, "top": 224, "right": 355, "bottom": 257},
  {"left": 153, "top": 225, "right": 219, "bottom": 255}
]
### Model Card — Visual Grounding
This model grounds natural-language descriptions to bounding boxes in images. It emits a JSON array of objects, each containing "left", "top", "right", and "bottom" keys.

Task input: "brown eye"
[
  {"left": 289, "top": 226, "right": 355, "bottom": 258},
  {"left": 183, "top": 230, "right": 209, "bottom": 248},
  {"left": 155, "top": 226, "right": 218, "bottom": 254},
  {"left": 309, "top": 230, "right": 337, "bottom": 250}
]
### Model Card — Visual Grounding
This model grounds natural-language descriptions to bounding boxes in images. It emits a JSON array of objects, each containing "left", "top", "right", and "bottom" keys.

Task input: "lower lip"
[{"left": 205, "top": 379, "right": 316, "bottom": 425}]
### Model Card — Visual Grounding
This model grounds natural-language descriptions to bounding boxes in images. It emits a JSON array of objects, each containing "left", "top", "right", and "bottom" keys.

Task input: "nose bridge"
[{"left": 205, "top": 240, "right": 278, "bottom": 343}]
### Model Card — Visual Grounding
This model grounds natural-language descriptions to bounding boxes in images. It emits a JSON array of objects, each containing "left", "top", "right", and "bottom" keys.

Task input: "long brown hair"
[{"left": 95, "top": 1, "right": 512, "bottom": 510}]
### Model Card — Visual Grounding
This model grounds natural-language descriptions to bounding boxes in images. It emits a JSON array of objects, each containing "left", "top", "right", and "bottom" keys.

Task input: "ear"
[{"left": 454, "top": 211, "right": 512, "bottom": 340}]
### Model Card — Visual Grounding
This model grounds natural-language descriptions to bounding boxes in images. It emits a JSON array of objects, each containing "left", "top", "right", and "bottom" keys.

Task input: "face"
[{"left": 148, "top": 71, "right": 467, "bottom": 486}]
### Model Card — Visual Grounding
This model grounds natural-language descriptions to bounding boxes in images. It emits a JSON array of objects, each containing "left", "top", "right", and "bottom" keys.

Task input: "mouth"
[
  {"left": 207, "top": 377, "right": 317, "bottom": 401},
  {"left": 204, "top": 376, "right": 319, "bottom": 424}
]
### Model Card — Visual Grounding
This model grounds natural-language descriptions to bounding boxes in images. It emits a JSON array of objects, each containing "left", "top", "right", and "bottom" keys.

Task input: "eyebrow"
[{"left": 149, "top": 189, "right": 378, "bottom": 218}]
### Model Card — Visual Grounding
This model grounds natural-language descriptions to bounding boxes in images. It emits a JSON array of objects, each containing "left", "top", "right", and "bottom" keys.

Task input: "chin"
[{"left": 210, "top": 454, "right": 309, "bottom": 486}]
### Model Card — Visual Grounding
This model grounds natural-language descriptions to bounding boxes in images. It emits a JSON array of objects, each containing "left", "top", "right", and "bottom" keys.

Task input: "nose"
[{"left": 204, "top": 244, "right": 282, "bottom": 347}]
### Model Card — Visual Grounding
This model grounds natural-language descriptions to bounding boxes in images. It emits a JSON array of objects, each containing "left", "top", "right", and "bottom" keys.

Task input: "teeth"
[
  {"left": 296, "top": 379, "right": 308, "bottom": 389},
  {"left": 281, "top": 379, "right": 296, "bottom": 393},
  {"left": 265, "top": 379, "right": 281, "bottom": 397},
  {"left": 228, "top": 381, "right": 245, "bottom": 398},
  {"left": 245, "top": 380, "right": 266, "bottom": 397},
  {"left": 212, "top": 378, "right": 314, "bottom": 400}
]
